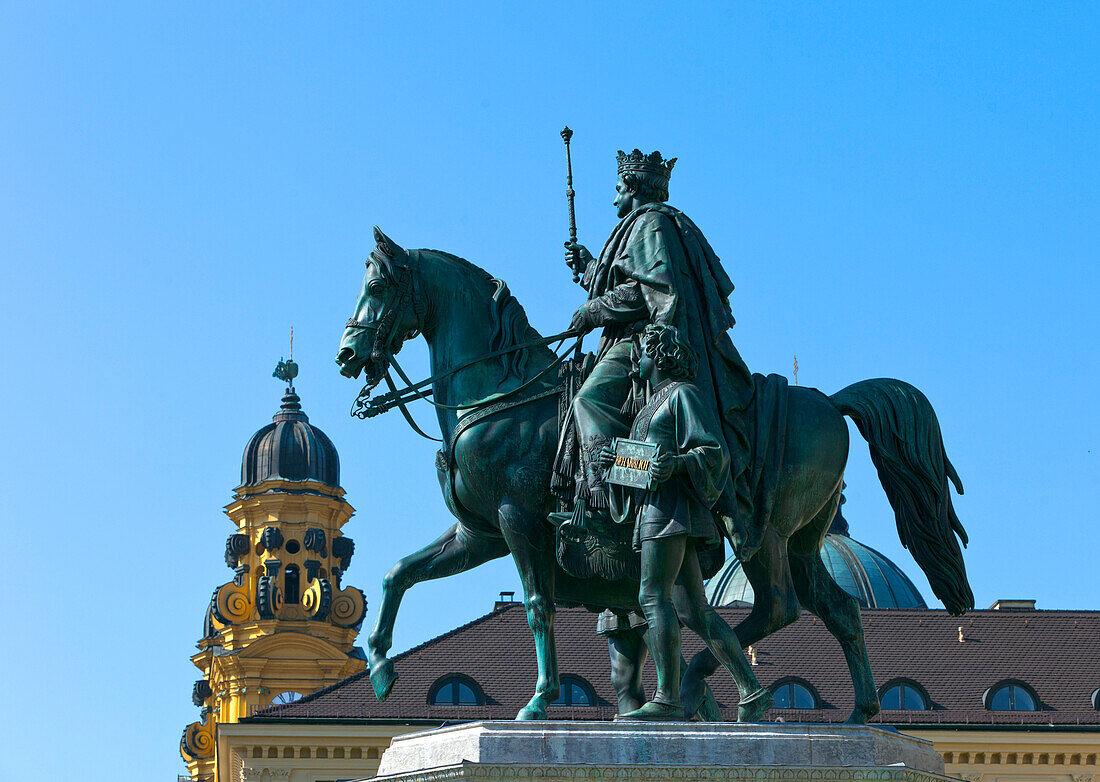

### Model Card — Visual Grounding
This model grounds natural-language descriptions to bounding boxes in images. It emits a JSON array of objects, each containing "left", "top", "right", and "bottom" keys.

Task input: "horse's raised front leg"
[
  {"left": 498, "top": 498, "right": 559, "bottom": 720},
  {"left": 368, "top": 521, "right": 509, "bottom": 701}
]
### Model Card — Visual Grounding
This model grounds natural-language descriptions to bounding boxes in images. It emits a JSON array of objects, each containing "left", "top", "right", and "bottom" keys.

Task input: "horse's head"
[{"left": 336, "top": 226, "right": 423, "bottom": 386}]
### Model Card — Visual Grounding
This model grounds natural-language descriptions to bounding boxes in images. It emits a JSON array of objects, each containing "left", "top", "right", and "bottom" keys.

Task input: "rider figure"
[
  {"left": 597, "top": 325, "right": 771, "bottom": 721},
  {"left": 564, "top": 149, "right": 763, "bottom": 561}
]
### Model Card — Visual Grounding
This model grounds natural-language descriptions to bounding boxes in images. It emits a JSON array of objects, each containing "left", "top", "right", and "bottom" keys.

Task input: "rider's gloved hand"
[
  {"left": 568, "top": 302, "right": 598, "bottom": 336},
  {"left": 564, "top": 241, "right": 593, "bottom": 277}
]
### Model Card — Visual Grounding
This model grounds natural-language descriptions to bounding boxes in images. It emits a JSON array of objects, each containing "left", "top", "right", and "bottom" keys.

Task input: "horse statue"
[{"left": 335, "top": 227, "right": 973, "bottom": 723}]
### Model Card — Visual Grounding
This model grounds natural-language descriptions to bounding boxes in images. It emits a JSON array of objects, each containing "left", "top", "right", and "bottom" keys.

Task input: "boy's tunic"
[{"left": 609, "top": 379, "right": 729, "bottom": 551}]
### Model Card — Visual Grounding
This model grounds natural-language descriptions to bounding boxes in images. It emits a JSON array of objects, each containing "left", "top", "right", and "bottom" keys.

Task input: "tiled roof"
[{"left": 248, "top": 604, "right": 1100, "bottom": 728}]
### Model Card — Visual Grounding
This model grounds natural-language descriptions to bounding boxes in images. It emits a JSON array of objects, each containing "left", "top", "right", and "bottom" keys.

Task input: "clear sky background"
[{"left": 1, "top": 3, "right": 1097, "bottom": 780}]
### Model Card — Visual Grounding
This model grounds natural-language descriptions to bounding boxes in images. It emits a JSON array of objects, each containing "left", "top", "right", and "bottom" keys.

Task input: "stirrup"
[{"left": 558, "top": 497, "right": 589, "bottom": 541}]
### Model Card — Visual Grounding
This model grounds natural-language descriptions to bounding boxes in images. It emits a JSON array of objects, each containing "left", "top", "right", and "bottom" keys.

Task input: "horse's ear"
[{"left": 373, "top": 226, "right": 406, "bottom": 260}]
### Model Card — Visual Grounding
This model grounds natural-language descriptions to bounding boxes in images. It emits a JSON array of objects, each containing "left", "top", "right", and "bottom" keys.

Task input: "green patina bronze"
[{"left": 335, "top": 147, "right": 973, "bottom": 723}]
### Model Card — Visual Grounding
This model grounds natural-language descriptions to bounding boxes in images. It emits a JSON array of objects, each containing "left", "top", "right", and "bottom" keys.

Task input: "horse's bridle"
[
  {"left": 345, "top": 249, "right": 426, "bottom": 375},
  {"left": 344, "top": 249, "right": 581, "bottom": 441}
]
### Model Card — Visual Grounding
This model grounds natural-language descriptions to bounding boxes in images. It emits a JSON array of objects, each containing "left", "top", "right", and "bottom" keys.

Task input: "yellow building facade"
[{"left": 181, "top": 378, "right": 367, "bottom": 782}]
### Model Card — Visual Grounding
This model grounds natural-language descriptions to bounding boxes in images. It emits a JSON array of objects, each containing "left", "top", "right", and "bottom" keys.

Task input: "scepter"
[{"left": 561, "top": 126, "right": 580, "bottom": 282}]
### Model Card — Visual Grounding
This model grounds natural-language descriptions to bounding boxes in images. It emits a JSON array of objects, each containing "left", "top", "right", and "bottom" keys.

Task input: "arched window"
[
  {"left": 429, "top": 676, "right": 483, "bottom": 706},
  {"left": 880, "top": 681, "right": 929, "bottom": 710},
  {"left": 553, "top": 676, "right": 595, "bottom": 706},
  {"left": 985, "top": 682, "right": 1038, "bottom": 711},
  {"left": 1092, "top": 688, "right": 1100, "bottom": 710},
  {"left": 772, "top": 679, "right": 817, "bottom": 709},
  {"left": 270, "top": 691, "right": 303, "bottom": 706},
  {"left": 284, "top": 564, "right": 300, "bottom": 604}
]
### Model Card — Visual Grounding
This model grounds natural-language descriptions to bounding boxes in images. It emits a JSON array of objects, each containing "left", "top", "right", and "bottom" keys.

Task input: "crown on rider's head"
[{"left": 617, "top": 149, "right": 677, "bottom": 182}]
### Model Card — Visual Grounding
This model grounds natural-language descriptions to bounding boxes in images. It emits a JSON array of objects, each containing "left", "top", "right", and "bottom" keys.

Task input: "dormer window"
[{"left": 985, "top": 681, "right": 1038, "bottom": 711}]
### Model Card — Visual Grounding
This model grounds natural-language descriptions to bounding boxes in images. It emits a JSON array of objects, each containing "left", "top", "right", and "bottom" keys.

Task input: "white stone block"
[{"left": 367, "top": 721, "right": 954, "bottom": 782}]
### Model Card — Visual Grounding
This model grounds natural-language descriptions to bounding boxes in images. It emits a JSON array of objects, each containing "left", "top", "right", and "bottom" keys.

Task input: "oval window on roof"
[
  {"left": 881, "top": 682, "right": 928, "bottom": 710},
  {"left": 552, "top": 676, "right": 595, "bottom": 707},
  {"left": 772, "top": 680, "right": 817, "bottom": 709},
  {"left": 985, "top": 682, "right": 1037, "bottom": 711},
  {"left": 429, "top": 676, "right": 482, "bottom": 706}
]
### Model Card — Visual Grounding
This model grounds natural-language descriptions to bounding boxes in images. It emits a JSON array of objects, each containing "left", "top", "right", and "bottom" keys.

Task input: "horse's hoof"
[
  {"left": 679, "top": 676, "right": 706, "bottom": 720},
  {"left": 695, "top": 686, "right": 722, "bottom": 723},
  {"left": 516, "top": 705, "right": 546, "bottom": 720},
  {"left": 370, "top": 659, "right": 398, "bottom": 702},
  {"left": 737, "top": 687, "right": 774, "bottom": 723}
]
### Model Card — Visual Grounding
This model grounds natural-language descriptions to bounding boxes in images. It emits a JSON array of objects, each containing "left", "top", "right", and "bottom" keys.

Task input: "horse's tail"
[{"left": 830, "top": 379, "right": 974, "bottom": 616}]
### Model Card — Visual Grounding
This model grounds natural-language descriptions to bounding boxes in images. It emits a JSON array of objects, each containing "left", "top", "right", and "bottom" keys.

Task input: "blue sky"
[{"left": 1, "top": 3, "right": 1097, "bottom": 780}]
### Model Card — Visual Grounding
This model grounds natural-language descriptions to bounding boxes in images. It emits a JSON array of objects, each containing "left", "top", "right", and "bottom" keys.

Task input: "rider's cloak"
[{"left": 581, "top": 203, "right": 760, "bottom": 538}]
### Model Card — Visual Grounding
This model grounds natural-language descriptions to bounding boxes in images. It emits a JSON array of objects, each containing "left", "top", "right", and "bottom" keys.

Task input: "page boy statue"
[{"left": 596, "top": 324, "right": 772, "bottom": 721}]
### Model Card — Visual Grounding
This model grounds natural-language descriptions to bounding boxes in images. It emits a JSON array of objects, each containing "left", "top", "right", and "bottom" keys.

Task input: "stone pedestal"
[{"left": 367, "top": 721, "right": 955, "bottom": 782}]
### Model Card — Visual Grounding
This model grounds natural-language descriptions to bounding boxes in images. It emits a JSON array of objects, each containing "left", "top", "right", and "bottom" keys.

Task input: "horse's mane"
[{"left": 423, "top": 249, "right": 551, "bottom": 381}]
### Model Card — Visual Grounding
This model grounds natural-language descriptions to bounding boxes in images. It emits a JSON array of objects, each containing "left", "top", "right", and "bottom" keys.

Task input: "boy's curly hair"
[{"left": 642, "top": 324, "right": 697, "bottom": 380}]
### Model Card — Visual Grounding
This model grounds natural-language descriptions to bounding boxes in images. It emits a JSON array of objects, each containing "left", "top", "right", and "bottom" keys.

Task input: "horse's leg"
[
  {"left": 498, "top": 497, "right": 559, "bottom": 720},
  {"left": 607, "top": 626, "right": 648, "bottom": 715},
  {"left": 789, "top": 495, "right": 880, "bottom": 724},
  {"left": 673, "top": 548, "right": 773, "bottom": 722},
  {"left": 681, "top": 528, "right": 800, "bottom": 717},
  {"left": 606, "top": 624, "right": 723, "bottom": 720},
  {"left": 368, "top": 521, "right": 509, "bottom": 701}
]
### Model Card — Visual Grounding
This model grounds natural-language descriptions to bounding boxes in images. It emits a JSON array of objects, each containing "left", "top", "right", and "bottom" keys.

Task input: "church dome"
[
  {"left": 240, "top": 388, "right": 340, "bottom": 491},
  {"left": 705, "top": 502, "right": 927, "bottom": 610}
]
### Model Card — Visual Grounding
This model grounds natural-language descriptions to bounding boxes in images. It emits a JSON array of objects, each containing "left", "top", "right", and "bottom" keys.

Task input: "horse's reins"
[{"left": 345, "top": 249, "right": 582, "bottom": 442}]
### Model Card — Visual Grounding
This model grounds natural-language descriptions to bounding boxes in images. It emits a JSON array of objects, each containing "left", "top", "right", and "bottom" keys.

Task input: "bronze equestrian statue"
[{"left": 335, "top": 148, "right": 973, "bottom": 723}]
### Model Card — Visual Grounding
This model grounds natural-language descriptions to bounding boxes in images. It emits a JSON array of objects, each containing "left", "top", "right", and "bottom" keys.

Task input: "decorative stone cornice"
[{"left": 372, "top": 763, "right": 959, "bottom": 782}]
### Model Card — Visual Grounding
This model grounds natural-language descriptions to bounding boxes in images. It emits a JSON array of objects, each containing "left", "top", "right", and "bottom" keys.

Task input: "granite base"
[{"left": 367, "top": 721, "right": 954, "bottom": 782}]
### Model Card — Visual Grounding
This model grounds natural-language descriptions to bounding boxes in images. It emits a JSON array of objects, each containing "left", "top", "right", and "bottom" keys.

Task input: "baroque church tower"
[{"left": 181, "top": 362, "right": 367, "bottom": 782}]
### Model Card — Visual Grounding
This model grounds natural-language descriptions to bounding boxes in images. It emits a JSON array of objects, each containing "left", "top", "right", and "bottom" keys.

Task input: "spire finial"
[
  {"left": 273, "top": 327, "right": 299, "bottom": 390},
  {"left": 793, "top": 355, "right": 799, "bottom": 386}
]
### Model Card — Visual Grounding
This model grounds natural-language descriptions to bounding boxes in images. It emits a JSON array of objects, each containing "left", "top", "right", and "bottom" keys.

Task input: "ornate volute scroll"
[
  {"left": 303, "top": 577, "right": 332, "bottom": 621},
  {"left": 332, "top": 536, "right": 355, "bottom": 569},
  {"left": 329, "top": 585, "right": 367, "bottom": 629},
  {"left": 256, "top": 575, "right": 282, "bottom": 619},
  {"left": 260, "top": 526, "right": 284, "bottom": 553},
  {"left": 215, "top": 581, "right": 252, "bottom": 624},
  {"left": 304, "top": 527, "right": 327, "bottom": 557},
  {"left": 180, "top": 713, "right": 215, "bottom": 761},
  {"left": 224, "top": 533, "right": 250, "bottom": 568},
  {"left": 192, "top": 679, "right": 213, "bottom": 708}
]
